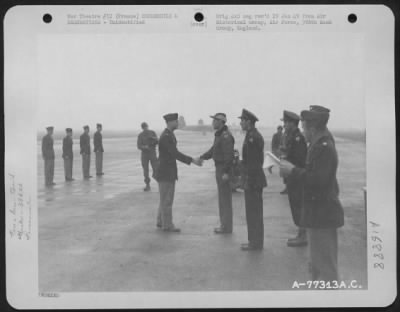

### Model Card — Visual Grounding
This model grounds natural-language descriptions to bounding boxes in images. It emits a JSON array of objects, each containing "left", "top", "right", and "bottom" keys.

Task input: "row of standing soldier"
[{"left": 41, "top": 123, "right": 104, "bottom": 186}]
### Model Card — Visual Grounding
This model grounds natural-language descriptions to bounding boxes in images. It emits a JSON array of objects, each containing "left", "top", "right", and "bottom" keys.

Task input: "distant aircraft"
[{"left": 179, "top": 117, "right": 243, "bottom": 136}]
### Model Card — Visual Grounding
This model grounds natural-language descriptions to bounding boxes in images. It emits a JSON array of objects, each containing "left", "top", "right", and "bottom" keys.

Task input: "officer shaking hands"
[
  {"left": 239, "top": 109, "right": 267, "bottom": 251},
  {"left": 200, "top": 113, "right": 235, "bottom": 234}
]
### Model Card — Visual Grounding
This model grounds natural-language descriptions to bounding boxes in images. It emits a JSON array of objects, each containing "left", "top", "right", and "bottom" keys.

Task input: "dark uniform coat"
[
  {"left": 288, "top": 129, "right": 344, "bottom": 228},
  {"left": 242, "top": 128, "right": 267, "bottom": 190},
  {"left": 156, "top": 128, "right": 192, "bottom": 182},
  {"left": 93, "top": 131, "right": 104, "bottom": 153},
  {"left": 80, "top": 133, "right": 91, "bottom": 155},
  {"left": 284, "top": 128, "right": 307, "bottom": 226},
  {"left": 200, "top": 125, "right": 234, "bottom": 174},
  {"left": 42, "top": 134, "right": 55, "bottom": 160},
  {"left": 62, "top": 136, "right": 73, "bottom": 159},
  {"left": 271, "top": 131, "right": 283, "bottom": 157}
]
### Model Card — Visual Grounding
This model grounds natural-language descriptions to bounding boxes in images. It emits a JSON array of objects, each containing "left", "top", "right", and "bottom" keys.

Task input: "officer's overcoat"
[
  {"left": 288, "top": 129, "right": 344, "bottom": 228},
  {"left": 42, "top": 134, "right": 55, "bottom": 160},
  {"left": 156, "top": 128, "right": 192, "bottom": 182},
  {"left": 241, "top": 128, "right": 267, "bottom": 189}
]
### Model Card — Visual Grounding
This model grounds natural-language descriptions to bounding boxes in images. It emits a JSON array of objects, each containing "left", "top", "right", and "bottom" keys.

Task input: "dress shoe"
[
  {"left": 156, "top": 223, "right": 162, "bottom": 228},
  {"left": 163, "top": 227, "right": 181, "bottom": 233},
  {"left": 280, "top": 187, "right": 288, "bottom": 195},
  {"left": 287, "top": 237, "right": 308, "bottom": 247},
  {"left": 214, "top": 227, "right": 232, "bottom": 234},
  {"left": 241, "top": 244, "right": 263, "bottom": 251},
  {"left": 143, "top": 185, "right": 151, "bottom": 192},
  {"left": 96, "top": 173, "right": 104, "bottom": 176}
]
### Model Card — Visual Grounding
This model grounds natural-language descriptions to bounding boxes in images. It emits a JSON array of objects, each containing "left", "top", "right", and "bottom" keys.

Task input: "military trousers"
[
  {"left": 244, "top": 188, "right": 264, "bottom": 248},
  {"left": 215, "top": 165, "right": 233, "bottom": 232},
  {"left": 95, "top": 151, "right": 103, "bottom": 175},
  {"left": 308, "top": 228, "right": 338, "bottom": 282},
  {"left": 141, "top": 150, "right": 158, "bottom": 185},
  {"left": 287, "top": 182, "right": 302, "bottom": 226},
  {"left": 63, "top": 157, "right": 73, "bottom": 180},
  {"left": 44, "top": 158, "right": 55, "bottom": 186},
  {"left": 81, "top": 154, "right": 91, "bottom": 178},
  {"left": 157, "top": 181, "right": 176, "bottom": 230}
]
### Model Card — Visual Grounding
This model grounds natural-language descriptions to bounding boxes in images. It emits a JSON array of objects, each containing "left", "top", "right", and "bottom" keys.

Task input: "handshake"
[{"left": 192, "top": 157, "right": 204, "bottom": 167}]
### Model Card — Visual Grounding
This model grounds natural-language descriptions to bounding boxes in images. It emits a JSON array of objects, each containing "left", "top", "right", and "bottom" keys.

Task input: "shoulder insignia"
[
  {"left": 296, "top": 136, "right": 300, "bottom": 142},
  {"left": 223, "top": 132, "right": 229, "bottom": 139},
  {"left": 322, "top": 142, "right": 328, "bottom": 146}
]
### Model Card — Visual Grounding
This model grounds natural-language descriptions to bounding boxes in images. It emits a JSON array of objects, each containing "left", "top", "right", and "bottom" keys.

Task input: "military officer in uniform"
[
  {"left": 200, "top": 113, "right": 235, "bottom": 234},
  {"left": 42, "top": 126, "right": 56, "bottom": 187},
  {"left": 137, "top": 122, "right": 159, "bottom": 191},
  {"left": 94, "top": 123, "right": 104, "bottom": 176},
  {"left": 80, "top": 125, "right": 92, "bottom": 179},
  {"left": 62, "top": 128, "right": 74, "bottom": 181},
  {"left": 238, "top": 109, "right": 267, "bottom": 251},
  {"left": 280, "top": 110, "right": 308, "bottom": 247},
  {"left": 155, "top": 113, "right": 202, "bottom": 232},
  {"left": 280, "top": 106, "right": 344, "bottom": 282}
]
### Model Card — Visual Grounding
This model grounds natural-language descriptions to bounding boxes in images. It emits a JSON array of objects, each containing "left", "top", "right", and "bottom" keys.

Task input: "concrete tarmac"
[{"left": 38, "top": 130, "right": 367, "bottom": 292}]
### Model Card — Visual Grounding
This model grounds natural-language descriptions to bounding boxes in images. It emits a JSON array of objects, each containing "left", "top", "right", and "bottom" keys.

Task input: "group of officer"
[
  {"left": 137, "top": 106, "right": 343, "bottom": 282},
  {"left": 42, "top": 105, "right": 344, "bottom": 282},
  {"left": 41, "top": 123, "right": 104, "bottom": 186}
]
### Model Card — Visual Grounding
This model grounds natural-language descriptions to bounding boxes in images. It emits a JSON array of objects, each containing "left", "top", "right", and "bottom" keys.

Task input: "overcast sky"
[{"left": 37, "top": 31, "right": 365, "bottom": 131}]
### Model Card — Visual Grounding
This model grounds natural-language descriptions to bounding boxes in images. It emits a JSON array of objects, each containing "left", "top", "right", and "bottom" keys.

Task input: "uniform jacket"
[
  {"left": 156, "top": 128, "right": 192, "bottom": 182},
  {"left": 62, "top": 136, "right": 73, "bottom": 159},
  {"left": 200, "top": 125, "right": 234, "bottom": 174},
  {"left": 42, "top": 134, "right": 55, "bottom": 160},
  {"left": 80, "top": 133, "right": 91, "bottom": 155},
  {"left": 271, "top": 131, "right": 282, "bottom": 156},
  {"left": 241, "top": 127, "right": 267, "bottom": 190},
  {"left": 93, "top": 131, "right": 104, "bottom": 153},
  {"left": 288, "top": 129, "right": 344, "bottom": 228},
  {"left": 137, "top": 129, "right": 158, "bottom": 152},
  {"left": 283, "top": 127, "right": 307, "bottom": 168}
]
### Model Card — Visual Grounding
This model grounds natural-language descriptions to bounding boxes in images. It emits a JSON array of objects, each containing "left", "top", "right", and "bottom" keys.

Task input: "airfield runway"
[{"left": 38, "top": 129, "right": 367, "bottom": 292}]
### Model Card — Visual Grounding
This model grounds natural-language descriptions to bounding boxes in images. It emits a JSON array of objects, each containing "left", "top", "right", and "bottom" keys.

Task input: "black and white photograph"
[{"left": 4, "top": 4, "right": 396, "bottom": 309}]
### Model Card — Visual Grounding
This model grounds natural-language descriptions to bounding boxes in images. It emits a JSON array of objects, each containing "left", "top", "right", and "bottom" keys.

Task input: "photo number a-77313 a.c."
[{"left": 292, "top": 280, "right": 363, "bottom": 290}]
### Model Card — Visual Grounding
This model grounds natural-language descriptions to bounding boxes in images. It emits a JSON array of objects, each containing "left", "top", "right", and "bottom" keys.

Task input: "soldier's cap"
[
  {"left": 46, "top": 126, "right": 54, "bottom": 131},
  {"left": 281, "top": 110, "right": 300, "bottom": 122},
  {"left": 238, "top": 109, "right": 259, "bottom": 122},
  {"left": 83, "top": 125, "right": 89, "bottom": 130},
  {"left": 310, "top": 105, "right": 331, "bottom": 113},
  {"left": 96, "top": 123, "right": 102, "bottom": 128},
  {"left": 65, "top": 128, "right": 73, "bottom": 132},
  {"left": 209, "top": 113, "right": 227, "bottom": 122},
  {"left": 163, "top": 113, "right": 178, "bottom": 122},
  {"left": 300, "top": 110, "right": 330, "bottom": 122}
]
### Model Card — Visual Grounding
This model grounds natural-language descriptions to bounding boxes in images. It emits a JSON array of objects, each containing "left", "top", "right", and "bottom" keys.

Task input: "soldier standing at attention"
[
  {"left": 42, "top": 126, "right": 56, "bottom": 187},
  {"left": 155, "top": 113, "right": 202, "bottom": 232},
  {"left": 238, "top": 109, "right": 267, "bottom": 251},
  {"left": 137, "top": 122, "right": 159, "bottom": 191},
  {"left": 281, "top": 110, "right": 308, "bottom": 247},
  {"left": 62, "top": 128, "right": 74, "bottom": 181},
  {"left": 94, "top": 123, "right": 104, "bottom": 176},
  {"left": 80, "top": 125, "right": 92, "bottom": 179},
  {"left": 200, "top": 113, "right": 235, "bottom": 234},
  {"left": 280, "top": 106, "right": 344, "bottom": 282}
]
